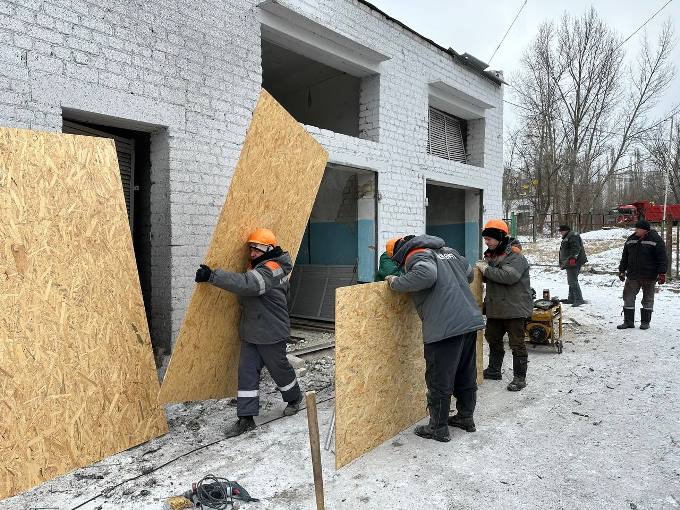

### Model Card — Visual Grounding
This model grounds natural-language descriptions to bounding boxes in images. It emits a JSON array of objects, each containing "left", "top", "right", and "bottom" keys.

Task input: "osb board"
[
  {"left": 335, "top": 268, "right": 485, "bottom": 469},
  {"left": 0, "top": 128, "right": 167, "bottom": 500},
  {"left": 470, "top": 267, "right": 484, "bottom": 386},
  {"left": 335, "top": 282, "right": 425, "bottom": 469},
  {"left": 159, "top": 90, "right": 328, "bottom": 403}
]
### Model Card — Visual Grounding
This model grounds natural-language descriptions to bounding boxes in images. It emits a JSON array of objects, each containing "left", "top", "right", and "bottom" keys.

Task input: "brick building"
[{"left": 0, "top": 0, "right": 504, "bottom": 357}]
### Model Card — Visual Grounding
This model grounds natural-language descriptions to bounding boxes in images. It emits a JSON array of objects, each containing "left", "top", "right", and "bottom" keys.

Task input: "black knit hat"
[
  {"left": 392, "top": 235, "right": 415, "bottom": 258},
  {"left": 558, "top": 224, "right": 571, "bottom": 232},
  {"left": 635, "top": 219, "right": 651, "bottom": 231},
  {"left": 481, "top": 227, "right": 506, "bottom": 243}
]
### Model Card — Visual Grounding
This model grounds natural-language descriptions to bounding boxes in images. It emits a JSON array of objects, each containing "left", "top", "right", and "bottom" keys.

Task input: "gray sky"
[{"left": 370, "top": 0, "right": 680, "bottom": 134}]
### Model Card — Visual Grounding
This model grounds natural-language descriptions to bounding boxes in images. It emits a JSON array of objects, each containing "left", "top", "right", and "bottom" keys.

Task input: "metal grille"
[{"left": 427, "top": 107, "right": 467, "bottom": 163}]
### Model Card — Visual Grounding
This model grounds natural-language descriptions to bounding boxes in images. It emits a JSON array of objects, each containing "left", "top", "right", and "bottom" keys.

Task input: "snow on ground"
[{"left": 3, "top": 230, "right": 680, "bottom": 510}]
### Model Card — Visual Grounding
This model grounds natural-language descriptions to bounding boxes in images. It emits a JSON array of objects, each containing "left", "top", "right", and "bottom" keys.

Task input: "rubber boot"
[
  {"left": 283, "top": 395, "right": 302, "bottom": 416},
  {"left": 639, "top": 308, "right": 652, "bottom": 330},
  {"left": 414, "top": 397, "right": 450, "bottom": 442},
  {"left": 483, "top": 350, "right": 504, "bottom": 380},
  {"left": 225, "top": 416, "right": 256, "bottom": 437},
  {"left": 617, "top": 308, "right": 635, "bottom": 329},
  {"left": 448, "top": 390, "right": 476, "bottom": 432},
  {"left": 507, "top": 355, "right": 528, "bottom": 391}
]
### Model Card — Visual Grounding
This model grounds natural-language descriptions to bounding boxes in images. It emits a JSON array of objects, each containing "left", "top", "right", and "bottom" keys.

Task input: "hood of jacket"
[{"left": 392, "top": 235, "right": 445, "bottom": 266}]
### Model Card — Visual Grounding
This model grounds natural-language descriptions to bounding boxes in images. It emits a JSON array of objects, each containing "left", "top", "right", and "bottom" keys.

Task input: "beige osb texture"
[
  {"left": 335, "top": 268, "right": 485, "bottom": 469},
  {"left": 470, "top": 267, "right": 484, "bottom": 386},
  {"left": 335, "top": 282, "right": 426, "bottom": 469},
  {"left": 159, "top": 90, "right": 328, "bottom": 403},
  {"left": 0, "top": 128, "right": 167, "bottom": 500}
]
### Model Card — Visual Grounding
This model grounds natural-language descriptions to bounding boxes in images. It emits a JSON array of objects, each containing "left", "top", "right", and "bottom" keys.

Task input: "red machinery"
[{"left": 610, "top": 201, "right": 680, "bottom": 224}]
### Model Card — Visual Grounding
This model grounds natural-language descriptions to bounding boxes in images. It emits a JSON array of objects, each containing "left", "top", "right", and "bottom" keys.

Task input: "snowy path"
[{"left": 3, "top": 235, "right": 680, "bottom": 509}]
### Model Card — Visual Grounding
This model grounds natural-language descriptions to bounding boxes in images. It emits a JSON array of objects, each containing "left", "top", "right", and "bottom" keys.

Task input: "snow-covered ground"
[{"left": 3, "top": 230, "right": 680, "bottom": 510}]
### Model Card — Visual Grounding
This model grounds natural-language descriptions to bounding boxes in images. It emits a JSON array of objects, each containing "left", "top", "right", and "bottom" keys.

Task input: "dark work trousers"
[
  {"left": 237, "top": 340, "right": 301, "bottom": 417},
  {"left": 623, "top": 279, "right": 656, "bottom": 311},
  {"left": 424, "top": 331, "right": 478, "bottom": 419},
  {"left": 566, "top": 264, "right": 584, "bottom": 303},
  {"left": 485, "top": 318, "right": 528, "bottom": 357}
]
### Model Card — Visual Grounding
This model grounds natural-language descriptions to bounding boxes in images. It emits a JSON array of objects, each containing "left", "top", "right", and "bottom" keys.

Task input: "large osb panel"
[
  {"left": 470, "top": 267, "right": 484, "bottom": 385},
  {"left": 0, "top": 128, "right": 167, "bottom": 500},
  {"left": 335, "top": 282, "right": 426, "bottom": 469},
  {"left": 335, "top": 268, "right": 485, "bottom": 469},
  {"left": 159, "top": 90, "right": 328, "bottom": 403}
]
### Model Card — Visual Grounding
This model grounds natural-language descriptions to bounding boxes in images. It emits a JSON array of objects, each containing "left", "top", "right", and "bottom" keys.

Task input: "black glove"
[
  {"left": 618, "top": 271, "right": 625, "bottom": 282},
  {"left": 195, "top": 264, "right": 212, "bottom": 283}
]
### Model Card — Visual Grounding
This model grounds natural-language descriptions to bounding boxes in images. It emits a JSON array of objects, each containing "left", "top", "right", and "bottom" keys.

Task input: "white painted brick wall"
[{"left": 0, "top": 0, "right": 503, "bottom": 350}]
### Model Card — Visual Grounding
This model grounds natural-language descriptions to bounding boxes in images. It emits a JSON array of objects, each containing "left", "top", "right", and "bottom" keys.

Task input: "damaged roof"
[{"left": 357, "top": 0, "right": 506, "bottom": 86}]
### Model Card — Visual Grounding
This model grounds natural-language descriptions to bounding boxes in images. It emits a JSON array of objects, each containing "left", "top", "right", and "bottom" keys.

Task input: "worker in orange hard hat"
[
  {"left": 194, "top": 227, "right": 302, "bottom": 436},
  {"left": 375, "top": 236, "right": 404, "bottom": 281},
  {"left": 477, "top": 219, "right": 532, "bottom": 392}
]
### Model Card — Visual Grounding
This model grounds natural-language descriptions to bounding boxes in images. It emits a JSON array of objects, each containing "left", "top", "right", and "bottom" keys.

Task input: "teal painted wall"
[
  {"left": 357, "top": 218, "right": 375, "bottom": 282},
  {"left": 426, "top": 223, "right": 465, "bottom": 254},
  {"left": 464, "top": 221, "right": 481, "bottom": 263},
  {"left": 295, "top": 221, "right": 358, "bottom": 265}
]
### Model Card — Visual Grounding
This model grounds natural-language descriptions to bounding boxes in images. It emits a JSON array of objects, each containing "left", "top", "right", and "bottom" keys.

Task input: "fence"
[{"left": 502, "top": 212, "right": 680, "bottom": 279}]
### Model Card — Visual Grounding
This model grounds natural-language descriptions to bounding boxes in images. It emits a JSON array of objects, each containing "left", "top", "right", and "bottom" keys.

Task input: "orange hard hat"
[
  {"left": 247, "top": 228, "right": 277, "bottom": 247},
  {"left": 482, "top": 219, "right": 509, "bottom": 235},
  {"left": 386, "top": 237, "right": 401, "bottom": 257}
]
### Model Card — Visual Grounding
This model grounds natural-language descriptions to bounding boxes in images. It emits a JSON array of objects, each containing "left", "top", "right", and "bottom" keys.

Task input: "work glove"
[
  {"left": 475, "top": 261, "right": 489, "bottom": 274},
  {"left": 385, "top": 275, "right": 396, "bottom": 288},
  {"left": 195, "top": 264, "right": 213, "bottom": 283},
  {"left": 657, "top": 273, "right": 666, "bottom": 285},
  {"left": 618, "top": 272, "right": 626, "bottom": 282},
  {"left": 568, "top": 258, "right": 577, "bottom": 267}
]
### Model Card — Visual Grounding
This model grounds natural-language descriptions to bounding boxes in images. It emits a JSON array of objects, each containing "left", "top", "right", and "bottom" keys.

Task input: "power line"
[
  {"left": 617, "top": 0, "right": 674, "bottom": 49},
  {"left": 488, "top": 0, "right": 528, "bottom": 65}
]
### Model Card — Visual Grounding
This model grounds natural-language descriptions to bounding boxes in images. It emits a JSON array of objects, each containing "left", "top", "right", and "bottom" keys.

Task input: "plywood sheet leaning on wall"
[
  {"left": 335, "top": 267, "right": 485, "bottom": 469},
  {"left": 470, "top": 267, "right": 485, "bottom": 386},
  {"left": 159, "top": 90, "right": 328, "bottom": 403},
  {"left": 0, "top": 128, "right": 168, "bottom": 500}
]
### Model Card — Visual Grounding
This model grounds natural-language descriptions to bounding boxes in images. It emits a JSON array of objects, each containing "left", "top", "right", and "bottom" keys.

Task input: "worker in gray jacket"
[
  {"left": 386, "top": 235, "right": 484, "bottom": 443},
  {"left": 194, "top": 228, "right": 302, "bottom": 436},
  {"left": 477, "top": 220, "right": 533, "bottom": 391}
]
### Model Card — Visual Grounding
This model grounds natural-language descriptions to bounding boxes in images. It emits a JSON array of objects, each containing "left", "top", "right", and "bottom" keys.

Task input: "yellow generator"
[{"left": 525, "top": 298, "right": 564, "bottom": 354}]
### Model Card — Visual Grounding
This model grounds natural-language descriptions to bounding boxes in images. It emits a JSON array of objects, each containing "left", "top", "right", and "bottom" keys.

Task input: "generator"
[{"left": 525, "top": 298, "right": 564, "bottom": 353}]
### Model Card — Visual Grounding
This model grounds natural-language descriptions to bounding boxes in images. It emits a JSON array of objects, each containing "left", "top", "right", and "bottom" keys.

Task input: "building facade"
[{"left": 0, "top": 0, "right": 504, "bottom": 356}]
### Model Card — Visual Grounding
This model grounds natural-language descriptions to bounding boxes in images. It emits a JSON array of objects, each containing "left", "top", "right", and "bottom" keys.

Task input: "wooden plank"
[
  {"left": 0, "top": 127, "right": 167, "bottom": 500},
  {"left": 158, "top": 90, "right": 328, "bottom": 403},
  {"left": 334, "top": 267, "right": 484, "bottom": 469}
]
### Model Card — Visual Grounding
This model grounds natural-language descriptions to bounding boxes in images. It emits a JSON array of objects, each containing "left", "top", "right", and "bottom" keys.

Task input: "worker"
[
  {"left": 385, "top": 234, "right": 484, "bottom": 442},
  {"left": 617, "top": 219, "right": 667, "bottom": 330},
  {"left": 558, "top": 224, "right": 588, "bottom": 307},
  {"left": 374, "top": 237, "right": 403, "bottom": 281},
  {"left": 477, "top": 219, "right": 533, "bottom": 391},
  {"left": 194, "top": 228, "right": 302, "bottom": 436}
]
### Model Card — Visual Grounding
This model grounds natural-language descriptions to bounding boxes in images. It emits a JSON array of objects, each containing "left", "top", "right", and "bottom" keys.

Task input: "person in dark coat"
[
  {"left": 617, "top": 219, "right": 667, "bottom": 330},
  {"left": 386, "top": 234, "right": 484, "bottom": 442},
  {"left": 194, "top": 228, "right": 302, "bottom": 436},
  {"left": 558, "top": 225, "right": 588, "bottom": 307}
]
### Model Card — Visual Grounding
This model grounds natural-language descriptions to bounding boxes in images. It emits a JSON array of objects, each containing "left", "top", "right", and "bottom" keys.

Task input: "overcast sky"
[{"left": 370, "top": 0, "right": 680, "bottom": 135}]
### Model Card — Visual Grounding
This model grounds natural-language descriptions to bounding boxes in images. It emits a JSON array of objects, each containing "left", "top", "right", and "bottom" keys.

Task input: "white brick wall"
[{"left": 0, "top": 0, "right": 503, "bottom": 350}]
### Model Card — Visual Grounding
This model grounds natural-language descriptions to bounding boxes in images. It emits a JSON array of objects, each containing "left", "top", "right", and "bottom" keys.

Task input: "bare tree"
[{"left": 505, "top": 9, "right": 676, "bottom": 224}]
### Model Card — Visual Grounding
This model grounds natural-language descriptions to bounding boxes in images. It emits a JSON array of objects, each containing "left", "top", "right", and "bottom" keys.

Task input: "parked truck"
[{"left": 610, "top": 200, "right": 680, "bottom": 224}]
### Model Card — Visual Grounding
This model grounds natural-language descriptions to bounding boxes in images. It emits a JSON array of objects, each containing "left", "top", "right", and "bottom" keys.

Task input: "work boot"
[
  {"left": 225, "top": 416, "right": 256, "bottom": 437},
  {"left": 617, "top": 308, "right": 635, "bottom": 329},
  {"left": 507, "top": 355, "right": 528, "bottom": 392},
  {"left": 414, "top": 398, "right": 450, "bottom": 442},
  {"left": 483, "top": 350, "right": 504, "bottom": 380},
  {"left": 559, "top": 299, "right": 573, "bottom": 304},
  {"left": 571, "top": 300, "right": 586, "bottom": 307},
  {"left": 640, "top": 308, "right": 652, "bottom": 330},
  {"left": 283, "top": 395, "right": 302, "bottom": 416},
  {"left": 448, "top": 389, "right": 476, "bottom": 432}
]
